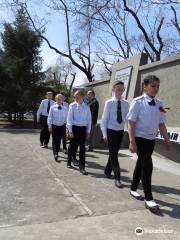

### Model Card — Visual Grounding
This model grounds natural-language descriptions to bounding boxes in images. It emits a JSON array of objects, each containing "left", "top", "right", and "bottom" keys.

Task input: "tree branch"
[{"left": 171, "top": 5, "right": 180, "bottom": 35}]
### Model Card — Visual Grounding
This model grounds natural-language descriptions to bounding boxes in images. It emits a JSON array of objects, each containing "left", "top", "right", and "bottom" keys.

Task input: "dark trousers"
[
  {"left": 52, "top": 124, "right": 64, "bottom": 155},
  {"left": 86, "top": 124, "right": 95, "bottom": 149},
  {"left": 68, "top": 126, "right": 87, "bottom": 169},
  {"left": 40, "top": 115, "right": 50, "bottom": 146},
  {"left": 62, "top": 124, "right": 67, "bottom": 150},
  {"left": 131, "top": 137, "right": 155, "bottom": 201},
  {"left": 105, "top": 129, "right": 124, "bottom": 180}
]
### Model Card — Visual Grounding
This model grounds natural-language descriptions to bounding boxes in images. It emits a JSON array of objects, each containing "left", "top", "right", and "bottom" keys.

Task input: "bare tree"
[
  {"left": 149, "top": 0, "right": 180, "bottom": 4},
  {"left": 4, "top": 0, "right": 180, "bottom": 83},
  {"left": 10, "top": 0, "right": 95, "bottom": 82},
  {"left": 73, "top": 0, "right": 134, "bottom": 59},
  {"left": 171, "top": 5, "right": 180, "bottom": 35},
  {"left": 122, "top": 0, "right": 164, "bottom": 61},
  {"left": 73, "top": 0, "right": 180, "bottom": 63}
]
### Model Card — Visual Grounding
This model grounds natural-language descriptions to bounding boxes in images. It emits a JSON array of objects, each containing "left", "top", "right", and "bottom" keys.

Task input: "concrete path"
[{"left": 0, "top": 130, "right": 179, "bottom": 239}]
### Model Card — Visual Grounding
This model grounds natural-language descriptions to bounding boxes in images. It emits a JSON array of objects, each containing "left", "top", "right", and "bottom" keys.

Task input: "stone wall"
[
  {"left": 83, "top": 54, "right": 180, "bottom": 162},
  {"left": 139, "top": 55, "right": 180, "bottom": 128},
  {"left": 86, "top": 79, "right": 110, "bottom": 119}
]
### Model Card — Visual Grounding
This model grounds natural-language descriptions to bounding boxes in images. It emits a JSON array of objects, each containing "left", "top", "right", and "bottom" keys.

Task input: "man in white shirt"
[
  {"left": 60, "top": 92, "right": 69, "bottom": 154},
  {"left": 101, "top": 81, "right": 129, "bottom": 188},
  {"left": 67, "top": 89, "right": 92, "bottom": 175},
  {"left": 127, "top": 75, "right": 170, "bottom": 214},
  {"left": 37, "top": 92, "right": 55, "bottom": 148},
  {"left": 47, "top": 94, "right": 68, "bottom": 162}
]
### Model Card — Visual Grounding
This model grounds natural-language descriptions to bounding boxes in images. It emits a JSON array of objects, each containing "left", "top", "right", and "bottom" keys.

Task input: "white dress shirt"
[
  {"left": 47, "top": 103, "right": 68, "bottom": 128},
  {"left": 100, "top": 96, "right": 129, "bottom": 138},
  {"left": 37, "top": 99, "right": 55, "bottom": 120},
  {"left": 62, "top": 101, "right": 69, "bottom": 108},
  {"left": 67, "top": 101, "right": 92, "bottom": 133},
  {"left": 127, "top": 93, "right": 166, "bottom": 140}
]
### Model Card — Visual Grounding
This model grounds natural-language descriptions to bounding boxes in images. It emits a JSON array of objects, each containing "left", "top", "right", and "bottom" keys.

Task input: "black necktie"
[
  {"left": 117, "top": 100, "right": 122, "bottom": 124},
  {"left": 47, "top": 101, "right": 50, "bottom": 113},
  {"left": 148, "top": 99, "right": 156, "bottom": 106},
  {"left": 58, "top": 105, "right": 62, "bottom": 110}
]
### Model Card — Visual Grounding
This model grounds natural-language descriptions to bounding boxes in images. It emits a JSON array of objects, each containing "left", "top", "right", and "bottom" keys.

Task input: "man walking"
[
  {"left": 86, "top": 90, "right": 99, "bottom": 152},
  {"left": 101, "top": 81, "right": 129, "bottom": 188},
  {"left": 37, "top": 91, "right": 55, "bottom": 148}
]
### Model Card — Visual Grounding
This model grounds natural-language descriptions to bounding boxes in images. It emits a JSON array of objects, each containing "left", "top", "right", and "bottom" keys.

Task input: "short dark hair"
[
  {"left": 143, "top": 75, "right": 160, "bottom": 86},
  {"left": 74, "top": 89, "right": 86, "bottom": 97},
  {"left": 60, "top": 92, "right": 66, "bottom": 97},
  {"left": 88, "top": 90, "right": 95, "bottom": 95},
  {"left": 112, "top": 80, "right": 124, "bottom": 88}
]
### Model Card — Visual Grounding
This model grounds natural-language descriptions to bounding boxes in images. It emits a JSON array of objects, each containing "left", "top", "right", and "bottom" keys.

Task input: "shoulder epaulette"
[
  {"left": 155, "top": 98, "right": 162, "bottom": 103},
  {"left": 106, "top": 98, "right": 113, "bottom": 104},
  {"left": 134, "top": 96, "right": 144, "bottom": 101},
  {"left": 122, "top": 99, "right": 129, "bottom": 103}
]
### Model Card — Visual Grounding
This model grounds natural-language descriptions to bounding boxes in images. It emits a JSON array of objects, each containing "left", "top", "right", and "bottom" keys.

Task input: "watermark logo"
[
  {"left": 135, "top": 226, "right": 174, "bottom": 235},
  {"left": 135, "top": 227, "right": 143, "bottom": 235}
]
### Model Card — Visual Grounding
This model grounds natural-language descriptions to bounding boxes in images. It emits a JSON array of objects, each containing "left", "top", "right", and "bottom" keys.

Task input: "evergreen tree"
[{"left": 0, "top": 6, "right": 44, "bottom": 125}]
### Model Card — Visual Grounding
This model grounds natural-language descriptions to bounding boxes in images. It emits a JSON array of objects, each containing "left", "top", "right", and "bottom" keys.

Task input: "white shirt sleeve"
[
  {"left": 47, "top": 106, "right": 53, "bottom": 128},
  {"left": 87, "top": 106, "right": 92, "bottom": 134},
  {"left": 159, "top": 113, "right": 166, "bottom": 124},
  {"left": 67, "top": 104, "right": 73, "bottom": 133},
  {"left": 37, "top": 100, "right": 44, "bottom": 121},
  {"left": 127, "top": 100, "right": 139, "bottom": 122},
  {"left": 100, "top": 101, "right": 110, "bottom": 138},
  {"left": 124, "top": 102, "right": 130, "bottom": 122}
]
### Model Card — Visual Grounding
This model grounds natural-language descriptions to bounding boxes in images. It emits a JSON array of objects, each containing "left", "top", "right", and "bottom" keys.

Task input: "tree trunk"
[
  {"left": 8, "top": 112, "right": 12, "bottom": 121},
  {"left": 13, "top": 113, "right": 17, "bottom": 123}
]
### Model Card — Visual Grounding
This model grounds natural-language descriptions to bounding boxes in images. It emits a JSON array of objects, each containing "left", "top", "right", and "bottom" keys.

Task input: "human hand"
[
  {"left": 164, "top": 138, "right": 171, "bottom": 151},
  {"left": 103, "top": 136, "right": 108, "bottom": 143},
  {"left": 129, "top": 141, "right": 137, "bottom": 153}
]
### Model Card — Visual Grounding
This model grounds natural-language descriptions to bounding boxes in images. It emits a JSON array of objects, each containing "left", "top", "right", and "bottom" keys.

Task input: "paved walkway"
[{"left": 0, "top": 130, "right": 179, "bottom": 240}]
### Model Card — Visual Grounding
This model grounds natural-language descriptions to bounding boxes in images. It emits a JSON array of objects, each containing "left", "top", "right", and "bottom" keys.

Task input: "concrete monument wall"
[
  {"left": 86, "top": 79, "right": 110, "bottom": 119},
  {"left": 139, "top": 55, "right": 180, "bottom": 128},
  {"left": 83, "top": 53, "right": 180, "bottom": 162}
]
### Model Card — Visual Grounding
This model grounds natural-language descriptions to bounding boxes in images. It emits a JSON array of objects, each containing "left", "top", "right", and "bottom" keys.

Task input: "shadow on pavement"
[
  {"left": 156, "top": 198, "right": 180, "bottom": 219},
  {"left": 93, "top": 149, "right": 132, "bottom": 158},
  {"left": 151, "top": 185, "right": 180, "bottom": 219}
]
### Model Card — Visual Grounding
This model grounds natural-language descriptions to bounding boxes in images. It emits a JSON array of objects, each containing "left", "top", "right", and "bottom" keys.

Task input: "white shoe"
[{"left": 130, "top": 191, "right": 144, "bottom": 200}]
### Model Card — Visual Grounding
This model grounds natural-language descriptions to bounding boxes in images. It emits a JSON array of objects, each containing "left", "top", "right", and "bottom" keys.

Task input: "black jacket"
[{"left": 88, "top": 98, "right": 99, "bottom": 125}]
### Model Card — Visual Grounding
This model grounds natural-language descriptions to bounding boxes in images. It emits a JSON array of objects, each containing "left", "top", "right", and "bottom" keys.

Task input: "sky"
[
  {"left": 0, "top": 1, "right": 89, "bottom": 86},
  {"left": 30, "top": 1, "right": 92, "bottom": 86},
  {"left": 0, "top": 0, "right": 179, "bottom": 86}
]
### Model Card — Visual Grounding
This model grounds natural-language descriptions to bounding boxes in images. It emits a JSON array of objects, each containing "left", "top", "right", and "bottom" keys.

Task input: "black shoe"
[
  {"left": 63, "top": 149, "right": 67, "bottom": 154},
  {"left": 54, "top": 154, "right": 58, "bottom": 162},
  {"left": 73, "top": 158, "right": 79, "bottom": 166},
  {"left": 130, "top": 191, "right": 144, "bottom": 201},
  {"left": 145, "top": 202, "right": 162, "bottom": 215},
  {"left": 67, "top": 164, "right": 72, "bottom": 168},
  {"left": 114, "top": 180, "right": 123, "bottom": 188},
  {"left": 44, "top": 145, "right": 48, "bottom": 148},
  {"left": 104, "top": 173, "right": 112, "bottom": 179},
  {"left": 80, "top": 169, "right": 88, "bottom": 175},
  {"left": 86, "top": 147, "right": 93, "bottom": 152}
]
